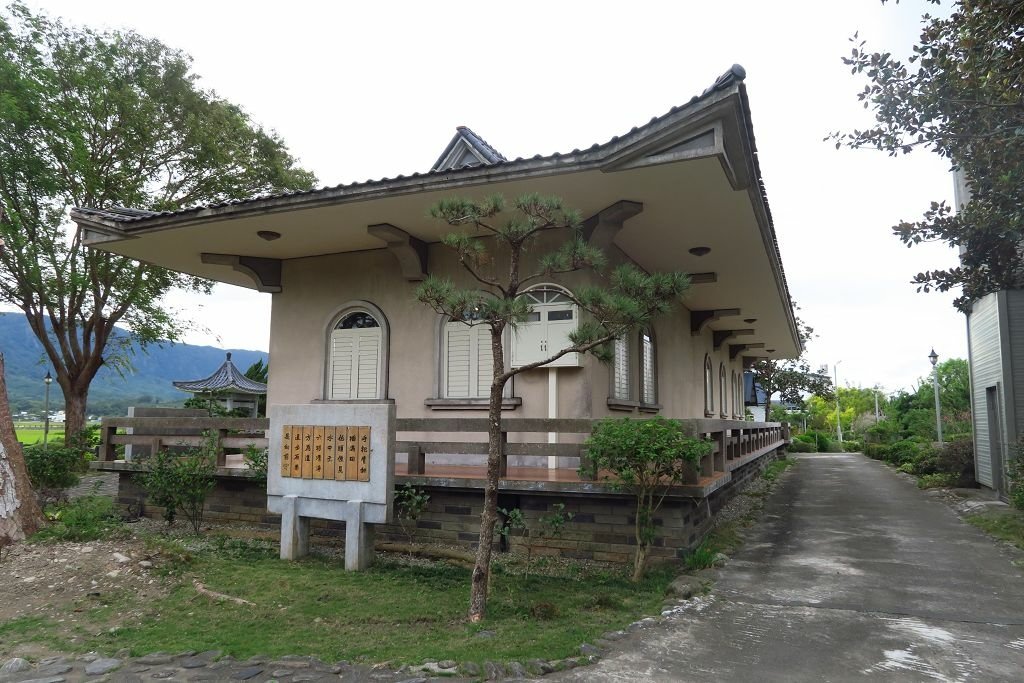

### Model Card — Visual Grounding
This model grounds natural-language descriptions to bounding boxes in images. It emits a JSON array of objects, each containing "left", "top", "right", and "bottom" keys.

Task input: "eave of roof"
[
  {"left": 72, "top": 65, "right": 749, "bottom": 230},
  {"left": 72, "top": 64, "right": 801, "bottom": 353}
]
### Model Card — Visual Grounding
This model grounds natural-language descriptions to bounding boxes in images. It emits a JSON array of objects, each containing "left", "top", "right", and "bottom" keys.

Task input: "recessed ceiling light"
[
  {"left": 744, "top": 318, "right": 757, "bottom": 324},
  {"left": 257, "top": 230, "right": 281, "bottom": 241},
  {"left": 688, "top": 246, "right": 711, "bottom": 257}
]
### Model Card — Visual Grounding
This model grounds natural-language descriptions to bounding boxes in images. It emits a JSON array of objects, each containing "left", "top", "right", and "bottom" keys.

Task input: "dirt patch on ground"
[{"left": 0, "top": 531, "right": 171, "bottom": 641}]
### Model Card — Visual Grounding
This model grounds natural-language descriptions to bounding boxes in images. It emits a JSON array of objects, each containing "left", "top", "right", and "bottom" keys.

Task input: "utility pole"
[
  {"left": 834, "top": 361, "right": 843, "bottom": 443},
  {"left": 929, "top": 349, "right": 943, "bottom": 446},
  {"left": 43, "top": 371, "right": 52, "bottom": 453}
]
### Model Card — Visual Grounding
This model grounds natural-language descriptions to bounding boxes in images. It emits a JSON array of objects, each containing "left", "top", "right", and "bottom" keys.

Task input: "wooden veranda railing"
[
  {"left": 98, "top": 417, "right": 268, "bottom": 467},
  {"left": 97, "top": 415, "right": 789, "bottom": 494}
]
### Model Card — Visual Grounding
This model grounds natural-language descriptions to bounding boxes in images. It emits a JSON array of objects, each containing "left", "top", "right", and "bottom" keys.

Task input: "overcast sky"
[{"left": 24, "top": 0, "right": 966, "bottom": 396}]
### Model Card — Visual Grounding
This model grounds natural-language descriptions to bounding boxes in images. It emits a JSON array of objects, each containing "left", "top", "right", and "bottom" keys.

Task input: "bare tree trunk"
[
  {"left": 469, "top": 380, "right": 504, "bottom": 622},
  {"left": 64, "top": 389, "right": 88, "bottom": 443},
  {"left": 468, "top": 329, "right": 508, "bottom": 623},
  {"left": 0, "top": 354, "right": 45, "bottom": 544}
]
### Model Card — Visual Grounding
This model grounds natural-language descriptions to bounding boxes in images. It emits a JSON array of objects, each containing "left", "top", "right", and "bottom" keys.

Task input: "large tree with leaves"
[
  {"left": 749, "top": 310, "right": 832, "bottom": 416},
  {"left": 0, "top": 3, "right": 315, "bottom": 438},
  {"left": 833, "top": 0, "right": 1024, "bottom": 311},
  {"left": 417, "top": 194, "right": 689, "bottom": 622}
]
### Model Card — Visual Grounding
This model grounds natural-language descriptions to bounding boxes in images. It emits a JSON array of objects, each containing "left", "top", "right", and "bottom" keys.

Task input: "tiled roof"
[
  {"left": 172, "top": 352, "right": 268, "bottom": 395},
  {"left": 72, "top": 65, "right": 750, "bottom": 226}
]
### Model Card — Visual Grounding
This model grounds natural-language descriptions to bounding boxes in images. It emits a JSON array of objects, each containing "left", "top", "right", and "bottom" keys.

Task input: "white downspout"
[{"left": 548, "top": 367, "right": 558, "bottom": 469}]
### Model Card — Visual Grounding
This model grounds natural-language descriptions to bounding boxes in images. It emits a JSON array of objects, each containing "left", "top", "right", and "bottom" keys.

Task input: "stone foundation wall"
[{"left": 114, "top": 448, "right": 783, "bottom": 561}]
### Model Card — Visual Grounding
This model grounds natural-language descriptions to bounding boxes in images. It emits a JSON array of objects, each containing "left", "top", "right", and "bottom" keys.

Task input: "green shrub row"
[
  {"left": 790, "top": 431, "right": 855, "bottom": 453},
  {"left": 865, "top": 437, "right": 975, "bottom": 487},
  {"left": 1009, "top": 438, "right": 1024, "bottom": 510},
  {"left": 787, "top": 440, "right": 816, "bottom": 453}
]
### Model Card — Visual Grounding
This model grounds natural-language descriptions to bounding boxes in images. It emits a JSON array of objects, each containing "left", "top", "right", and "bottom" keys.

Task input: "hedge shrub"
[
  {"left": 864, "top": 443, "right": 890, "bottom": 460},
  {"left": 935, "top": 438, "right": 975, "bottom": 487},
  {"left": 787, "top": 440, "right": 815, "bottom": 453},
  {"left": 23, "top": 443, "right": 81, "bottom": 491}
]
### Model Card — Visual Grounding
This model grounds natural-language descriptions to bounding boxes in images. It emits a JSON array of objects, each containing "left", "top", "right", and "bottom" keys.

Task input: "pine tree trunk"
[
  {"left": 468, "top": 328, "right": 508, "bottom": 623},
  {"left": 0, "top": 354, "right": 45, "bottom": 544},
  {"left": 468, "top": 379, "right": 503, "bottom": 622}
]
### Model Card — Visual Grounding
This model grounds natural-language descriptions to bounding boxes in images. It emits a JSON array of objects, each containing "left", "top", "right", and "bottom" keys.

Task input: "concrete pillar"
[
  {"left": 344, "top": 501, "right": 375, "bottom": 571},
  {"left": 280, "top": 495, "right": 310, "bottom": 560}
]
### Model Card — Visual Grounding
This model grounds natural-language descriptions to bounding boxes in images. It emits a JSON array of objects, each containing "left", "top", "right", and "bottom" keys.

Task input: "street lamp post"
[
  {"left": 834, "top": 361, "right": 843, "bottom": 443},
  {"left": 43, "top": 371, "right": 52, "bottom": 453},
  {"left": 929, "top": 348, "right": 943, "bottom": 446}
]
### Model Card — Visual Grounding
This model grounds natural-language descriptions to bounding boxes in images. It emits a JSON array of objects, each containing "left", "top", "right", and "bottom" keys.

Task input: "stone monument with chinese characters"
[{"left": 267, "top": 402, "right": 395, "bottom": 569}]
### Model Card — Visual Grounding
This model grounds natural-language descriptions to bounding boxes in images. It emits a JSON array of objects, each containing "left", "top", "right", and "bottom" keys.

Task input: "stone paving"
[
  {"left": 548, "top": 454, "right": 1024, "bottom": 682},
  {"left": 0, "top": 652, "right": 482, "bottom": 683}
]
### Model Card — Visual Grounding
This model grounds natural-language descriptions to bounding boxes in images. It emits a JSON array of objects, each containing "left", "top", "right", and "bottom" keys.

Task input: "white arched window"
[
  {"left": 640, "top": 328, "right": 656, "bottom": 405},
  {"left": 327, "top": 307, "right": 386, "bottom": 400},
  {"left": 611, "top": 335, "right": 631, "bottom": 400},
  {"left": 512, "top": 285, "right": 580, "bottom": 368},
  {"left": 719, "top": 363, "right": 727, "bottom": 418},
  {"left": 704, "top": 355, "right": 714, "bottom": 417},
  {"left": 732, "top": 371, "right": 740, "bottom": 418},
  {"left": 609, "top": 327, "right": 658, "bottom": 409}
]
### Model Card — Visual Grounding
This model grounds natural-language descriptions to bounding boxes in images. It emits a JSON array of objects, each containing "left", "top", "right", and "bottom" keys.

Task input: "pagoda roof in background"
[{"left": 172, "top": 352, "right": 267, "bottom": 395}]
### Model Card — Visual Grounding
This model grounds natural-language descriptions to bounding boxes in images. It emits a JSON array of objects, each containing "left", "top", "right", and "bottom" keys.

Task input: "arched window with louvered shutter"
[
  {"left": 639, "top": 328, "right": 657, "bottom": 406},
  {"left": 325, "top": 305, "right": 388, "bottom": 400},
  {"left": 719, "top": 363, "right": 727, "bottom": 418},
  {"left": 442, "top": 314, "right": 494, "bottom": 399},
  {"left": 704, "top": 354, "right": 714, "bottom": 417},
  {"left": 610, "top": 335, "right": 631, "bottom": 401}
]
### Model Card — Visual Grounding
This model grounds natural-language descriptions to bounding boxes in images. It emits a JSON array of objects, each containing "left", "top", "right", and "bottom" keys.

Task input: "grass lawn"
[
  {"left": 4, "top": 519, "right": 674, "bottom": 665},
  {"left": 966, "top": 508, "right": 1024, "bottom": 551},
  {"left": 15, "top": 423, "right": 64, "bottom": 444}
]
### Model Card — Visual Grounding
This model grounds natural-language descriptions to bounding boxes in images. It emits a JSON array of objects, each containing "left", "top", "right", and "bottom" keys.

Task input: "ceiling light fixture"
[
  {"left": 688, "top": 246, "right": 711, "bottom": 257},
  {"left": 766, "top": 348, "right": 776, "bottom": 353},
  {"left": 257, "top": 230, "right": 281, "bottom": 241},
  {"left": 744, "top": 318, "right": 757, "bottom": 324}
]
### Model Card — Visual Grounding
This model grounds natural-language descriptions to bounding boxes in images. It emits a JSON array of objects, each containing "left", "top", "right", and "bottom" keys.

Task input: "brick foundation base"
[{"left": 114, "top": 448, "right": 783, "bottom": 562}]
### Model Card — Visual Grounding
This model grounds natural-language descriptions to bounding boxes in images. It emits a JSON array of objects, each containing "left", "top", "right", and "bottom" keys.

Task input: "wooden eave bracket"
[
  {"left": 582, "top": 200, "right": 643, "bottom": 250},
  {"left": 730, "top": 343, "right": 764, "bottom": 360},
  {"left": 690, "top": 308, "right": 740, "bottom": 336},
  {"left": 743, "top": 356, "right": 765, "bottom": 370},
  {"left": 367, "top": 223, "right": 428, "bottom": 281},
  {"left": 200, "top": 253, "right": 282, "bottom": 293},
  {"left": 713, "top": 328, "right": 755, "bottom": 350}
]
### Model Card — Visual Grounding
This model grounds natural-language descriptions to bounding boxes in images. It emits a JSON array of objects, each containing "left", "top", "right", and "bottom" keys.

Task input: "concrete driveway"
[{"left": 550, "top": 453, "right": 1024, "bottom": 682}]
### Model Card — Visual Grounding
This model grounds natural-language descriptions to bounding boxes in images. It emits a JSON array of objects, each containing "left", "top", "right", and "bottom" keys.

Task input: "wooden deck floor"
[{"left": 137, "top": 449, "right": 767, "bottom": 498}]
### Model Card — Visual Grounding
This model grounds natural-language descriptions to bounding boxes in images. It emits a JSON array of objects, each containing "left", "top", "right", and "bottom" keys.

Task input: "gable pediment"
[{"left": 431, "top": 126, "right": 507, "bottom": 173}]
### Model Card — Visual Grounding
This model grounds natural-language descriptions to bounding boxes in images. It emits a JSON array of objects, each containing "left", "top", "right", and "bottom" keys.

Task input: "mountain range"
[{"left": 0, "top": 312, "right": 268, "bottom": 416}]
